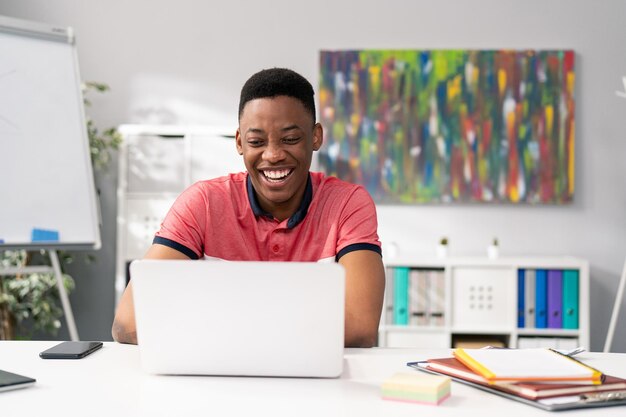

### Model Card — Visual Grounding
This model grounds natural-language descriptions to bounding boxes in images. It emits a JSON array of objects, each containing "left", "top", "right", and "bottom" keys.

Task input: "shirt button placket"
[{"left": 270, "top": 228, "right": 283, "bottom": 260}]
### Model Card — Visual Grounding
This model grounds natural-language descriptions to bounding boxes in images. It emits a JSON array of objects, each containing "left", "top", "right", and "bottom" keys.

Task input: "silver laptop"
[{"left": 130, "top": 260, "right": 345, "bottom": 378}]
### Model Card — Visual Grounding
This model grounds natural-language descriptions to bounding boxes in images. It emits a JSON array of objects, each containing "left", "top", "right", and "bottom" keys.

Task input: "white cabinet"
[
  {"left": 451, "top": 266, "right": 516, "bottom": 332},
  {"left": 115, "top": 125, "right": 239, "bottom": 305},
  {"left": 378, "top": 256, "right": 589, "bottom": 350}
]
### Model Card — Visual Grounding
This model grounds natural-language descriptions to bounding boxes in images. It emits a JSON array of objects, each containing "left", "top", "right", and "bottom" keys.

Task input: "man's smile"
[{"left": 260, "top": 168, "right": 294, "bottom": 183}]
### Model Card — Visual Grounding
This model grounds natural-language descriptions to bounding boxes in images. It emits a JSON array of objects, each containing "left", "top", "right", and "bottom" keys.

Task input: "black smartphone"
[
  {"left": 39, "top": 341, "right": 103, "bottom": 359},
  {"left": 0, "top": 369, "right": 36, "bottom": 392}
]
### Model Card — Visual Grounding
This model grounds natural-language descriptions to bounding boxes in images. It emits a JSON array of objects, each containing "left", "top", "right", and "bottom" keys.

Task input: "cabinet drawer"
[
  {"left": 451, "top": 267, "right": 515, "bottom": 329},
  {"left": 383, "top": 330, "right": 449, "bottom": 348}
]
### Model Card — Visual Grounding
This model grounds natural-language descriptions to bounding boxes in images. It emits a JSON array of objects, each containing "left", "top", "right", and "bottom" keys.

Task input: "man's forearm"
[
  {"left": 340, "top": 250, "right": 385, "bottom": 348},
  {"left": 344, "top": 320, "right": 378, "bottom": 348},
  {"left": 112, "top": 320, "right": 138, "bottom": 345}
]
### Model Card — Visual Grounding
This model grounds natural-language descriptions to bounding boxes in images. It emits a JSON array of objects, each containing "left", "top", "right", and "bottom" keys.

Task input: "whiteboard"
[{"left": 0, "top": 16, "right": 100, "bottom": 250}]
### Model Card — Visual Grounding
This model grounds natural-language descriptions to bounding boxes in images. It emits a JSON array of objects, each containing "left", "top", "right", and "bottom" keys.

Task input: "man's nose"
[{"left": 262, "top": 141, "right": 286, "bottom": 162}]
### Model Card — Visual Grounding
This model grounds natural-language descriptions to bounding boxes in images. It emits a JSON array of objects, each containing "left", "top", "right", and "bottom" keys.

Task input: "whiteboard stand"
[
  {"left": 604, "top": 257, "right": 626, "bottom": 352},
  {"left": 0, "top": 250, "right": 79, "bottom": 341}
]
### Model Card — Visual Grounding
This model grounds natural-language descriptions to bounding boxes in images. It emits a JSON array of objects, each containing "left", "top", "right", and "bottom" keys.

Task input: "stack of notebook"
[{"left": 409, "top": 348, "right": 626, "bottom": 411}]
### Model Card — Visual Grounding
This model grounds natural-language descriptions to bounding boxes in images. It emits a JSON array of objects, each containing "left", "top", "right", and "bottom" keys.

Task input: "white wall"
[{"left": 2, "top": 0, "right": 625, "bottom": 351}]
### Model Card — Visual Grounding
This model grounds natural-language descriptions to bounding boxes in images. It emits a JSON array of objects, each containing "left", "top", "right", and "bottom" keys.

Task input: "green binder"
[
  {"left": 393, "top": 267, "right": 410, "bottom": 325},
  {"left": 562, "top": 270, "right": 579, "bottom": 329}
]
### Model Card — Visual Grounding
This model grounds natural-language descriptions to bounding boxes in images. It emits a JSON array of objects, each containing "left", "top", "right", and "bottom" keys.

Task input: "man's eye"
[
  {"left": 247, "top": 139, "right": 264, "bottom": 147},
  {"left": 283, "top": 137, "right": 301, "bottom": 144}
]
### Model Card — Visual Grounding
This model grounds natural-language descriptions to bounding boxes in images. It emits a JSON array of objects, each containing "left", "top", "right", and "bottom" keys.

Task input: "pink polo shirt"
[{"left": 153, "top": 171, "right": 381, "bottom": 262}]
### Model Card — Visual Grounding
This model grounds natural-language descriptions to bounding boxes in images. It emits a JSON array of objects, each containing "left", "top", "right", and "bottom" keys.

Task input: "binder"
[
  {"left": 393, "top": 267, "right": 409, "bottom": 325},
  {"left": 517, "top": 269, "right": 525, "bottom": 328},
  {"left": 563, "top": 269, "right": 579, "bottom": 329},
  {"left": 524, "top": 269, "right": 536, "bottom": 328},
  {"left": 547, "top": 270, "right": 563, "bottom": 328},
  {"left": 428, "top": 270, "right": 445, "bottom": 326},
  {"left": 408, "top": 269, "right": 428, "bottom": 326},
  {"left": 407, "top": 269, "right": 420, "bottom": 325},
  {"left": 535, "top": 269, "right": 548, "bottom": 328}
]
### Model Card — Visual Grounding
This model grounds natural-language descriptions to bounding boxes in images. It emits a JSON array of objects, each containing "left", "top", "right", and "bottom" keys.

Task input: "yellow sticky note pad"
[{"left": 381, "top": 372, "right": 451, "bottom": 405}]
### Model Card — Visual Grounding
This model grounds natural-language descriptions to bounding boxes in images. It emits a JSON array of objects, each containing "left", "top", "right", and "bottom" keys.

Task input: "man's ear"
[
  {"left": 235, "top": 128, "right": 243, "bottom": 155},
  {"left": 312, "top": 123, "right": 323, "bottom": 151}
]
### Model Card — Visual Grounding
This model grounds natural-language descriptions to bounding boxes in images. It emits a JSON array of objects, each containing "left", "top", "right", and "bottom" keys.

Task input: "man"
[{"left": 112, "top": 68, "right": 385, "bottom": 347}]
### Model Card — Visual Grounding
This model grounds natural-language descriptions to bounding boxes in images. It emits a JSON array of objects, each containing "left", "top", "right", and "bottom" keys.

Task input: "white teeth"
[{"left": 263, "top": 169, "right": 292, "bottom": 180}]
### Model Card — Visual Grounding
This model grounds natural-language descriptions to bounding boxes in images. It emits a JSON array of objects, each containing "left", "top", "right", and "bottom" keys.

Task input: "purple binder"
[{"left": 547, "top": 270, "right": 563, "bottom": 328}]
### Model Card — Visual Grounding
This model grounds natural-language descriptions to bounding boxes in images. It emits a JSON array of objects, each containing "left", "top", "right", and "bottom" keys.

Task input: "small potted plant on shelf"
[
  {"left": 487, "top": 237, "right": 500, "bottom": 259},
  {"left": 436, "top": 237, "right": 449, "bottom": 259}
]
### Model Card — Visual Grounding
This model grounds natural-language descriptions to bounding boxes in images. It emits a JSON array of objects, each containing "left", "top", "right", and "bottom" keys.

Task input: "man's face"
[{"left": 236, "top": 95, "right": 323, "bottom": 220}]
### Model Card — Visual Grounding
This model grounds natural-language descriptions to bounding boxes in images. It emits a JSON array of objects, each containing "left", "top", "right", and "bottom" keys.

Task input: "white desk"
[{"left": 1, "top": 341, "right": 625, "bottom": 416}]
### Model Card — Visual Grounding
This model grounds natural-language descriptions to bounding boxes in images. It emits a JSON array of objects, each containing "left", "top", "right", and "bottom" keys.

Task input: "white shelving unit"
[
  {"left": 378, "top": 256, "right": 589, "bottom": 350},
  {"left": 115, "top": 125, "right": 239, "bottom": 306}
]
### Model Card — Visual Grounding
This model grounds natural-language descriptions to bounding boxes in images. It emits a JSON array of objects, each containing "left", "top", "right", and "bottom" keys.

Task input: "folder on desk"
[
  {"left": 408, "top": 358, "right": 626, "bottom": 411},
  {"left": 413, "top": 357, "right": 626, "bottom": 399}
]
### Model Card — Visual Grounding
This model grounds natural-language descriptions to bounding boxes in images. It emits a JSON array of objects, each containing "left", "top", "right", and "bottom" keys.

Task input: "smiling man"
[{"left": 112, "top": 68, "right": 385, "bottom": 347}]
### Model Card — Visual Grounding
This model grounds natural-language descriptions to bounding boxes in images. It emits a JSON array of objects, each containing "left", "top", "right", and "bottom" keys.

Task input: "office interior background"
[{"left": 1, "top": 0, "right": 625, "bottom": 352}]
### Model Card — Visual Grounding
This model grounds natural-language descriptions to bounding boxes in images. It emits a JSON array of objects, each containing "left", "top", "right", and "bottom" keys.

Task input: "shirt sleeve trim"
[
  {"left": 336, "top": 243, "right": 382, "bottom": 262},
  {"left": 152, "top": 236, "right": 200, "bottom": 260}
]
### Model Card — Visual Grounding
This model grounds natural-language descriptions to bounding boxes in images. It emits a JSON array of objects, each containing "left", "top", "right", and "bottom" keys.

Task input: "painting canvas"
[{"left": 318, "top": 50, "right": 575, "bottom": 204}]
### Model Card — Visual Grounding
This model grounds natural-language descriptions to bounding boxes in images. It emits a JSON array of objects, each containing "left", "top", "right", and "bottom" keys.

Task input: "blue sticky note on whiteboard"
[{"left": 31, "top": 228, "right": 60, "bottom": 242}]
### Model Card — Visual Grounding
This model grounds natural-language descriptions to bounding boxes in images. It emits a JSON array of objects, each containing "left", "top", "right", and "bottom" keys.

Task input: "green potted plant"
[
  {"left": 0, "top": 82, "right": 121, "bottom": 340},
  {"left": 436, "top": 237, "right": 449, "bottom": 259},
  {"left": 0, "top": 251, "right": 74, "bottom": 339},
  {"left": 487, "top": 237, "right": 500, "bottom": 259}
]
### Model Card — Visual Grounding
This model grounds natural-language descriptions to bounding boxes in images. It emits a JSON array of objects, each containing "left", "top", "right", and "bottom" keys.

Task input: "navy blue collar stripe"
[{"left": 246, "top": 173, "right": 313, "bottom": 229}]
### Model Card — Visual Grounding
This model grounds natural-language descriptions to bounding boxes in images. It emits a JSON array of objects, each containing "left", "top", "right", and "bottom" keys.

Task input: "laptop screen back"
[{"left": 130, "top": 260, "right": 345, "bottom": 378}]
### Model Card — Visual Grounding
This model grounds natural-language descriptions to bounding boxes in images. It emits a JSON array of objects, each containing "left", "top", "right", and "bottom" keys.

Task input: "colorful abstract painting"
[{"left": 318, "top": 50, "right": 575, "bottom": 204}]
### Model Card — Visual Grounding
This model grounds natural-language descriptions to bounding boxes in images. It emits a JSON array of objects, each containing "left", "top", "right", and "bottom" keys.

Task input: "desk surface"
[{"left": 1, "top": 341, "right": 625, "bottom": 416}]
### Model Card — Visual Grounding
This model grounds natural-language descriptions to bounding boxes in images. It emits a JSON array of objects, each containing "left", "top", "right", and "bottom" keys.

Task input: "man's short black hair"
[{"left": 238, "top": 68, "right": 316, "bottom": 123}]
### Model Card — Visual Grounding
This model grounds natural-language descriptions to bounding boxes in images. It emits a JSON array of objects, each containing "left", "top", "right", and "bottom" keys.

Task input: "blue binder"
[
  {"left": 517, "top": 269, "right": 525, "bottom": 328},
  {"left": 535, "top": 269, "right": 548, "bottom": 328}
]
